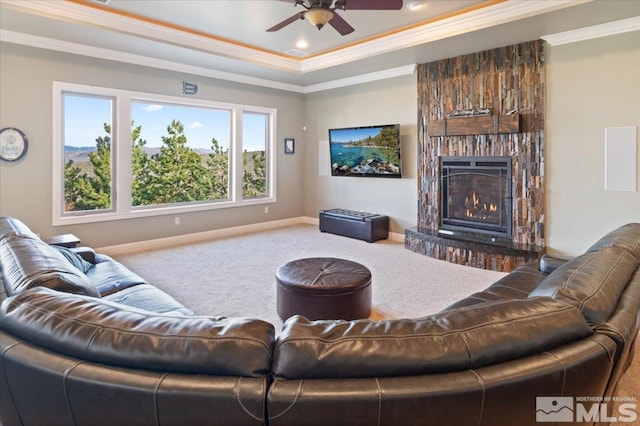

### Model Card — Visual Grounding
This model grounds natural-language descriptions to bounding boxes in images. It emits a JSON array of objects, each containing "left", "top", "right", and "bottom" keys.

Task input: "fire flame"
[{"left": 465, "top": 192, "right": 498, "bottom": 218}]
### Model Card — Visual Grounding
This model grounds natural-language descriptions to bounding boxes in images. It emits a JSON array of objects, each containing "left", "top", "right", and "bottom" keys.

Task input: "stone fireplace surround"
[{"left": 405, "top": 40, "right": 546, "bottom": 272}]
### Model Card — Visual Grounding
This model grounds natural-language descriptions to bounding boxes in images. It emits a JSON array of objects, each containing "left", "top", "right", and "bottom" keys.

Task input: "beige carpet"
[
  {"left": 116, "top": 224, "right": 507, "bottom": 329},
  {"left": 115, "top": 223, "right": 638, "bottom": 404}
]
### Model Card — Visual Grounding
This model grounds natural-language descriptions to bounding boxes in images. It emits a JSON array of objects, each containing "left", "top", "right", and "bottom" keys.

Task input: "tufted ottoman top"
[{"left": 276, "top": 257, "right": 371, "bottom": 295}]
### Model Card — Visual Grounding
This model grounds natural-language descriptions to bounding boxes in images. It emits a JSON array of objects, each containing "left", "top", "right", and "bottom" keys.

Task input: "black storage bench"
[{"left": 319, "top": 209, "right": 389, "bottom": 243}]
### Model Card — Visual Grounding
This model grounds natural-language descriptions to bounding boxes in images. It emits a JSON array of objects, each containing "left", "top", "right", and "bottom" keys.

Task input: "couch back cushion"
[
  {"left": 529, "top": 246, "right": 638, "bottom": 326},
  {"left": 272, "top": 298, "right": 591, "bottom": 379},
  {"left": 0, "top": 287, "right": 275, "bottom": 377},
  {"left": 0, "top": 235, "right": 100, "bottom": 297},
  {"left": 51, "top": 245, "right": 94, "bottom": 273},
  {"left": 86, "top": 254, "right": 149, "bottom": 296},
  {"left": 587, "top": 223, "right": 640, "bottom": 261},
  {"left": 0, "top": 216, "right": 39, "bottom": 240}
]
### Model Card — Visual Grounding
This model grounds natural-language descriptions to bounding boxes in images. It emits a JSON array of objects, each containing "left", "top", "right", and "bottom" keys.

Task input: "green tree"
[
  {"left": 64, "top": 124, "right": 111, "bottom": 211},
  {"left": 205, "top": 137, "right": 229, "bottom": 200},
  {"left": 131, "top": 123, "right": 152, "bottom": 206},
  {"left": 376, "top": 126, "right": 400, "bottom": 165},
  {"left": 137, "top": 120, "right": 209, "bottom": 205},
  {"left": 66, "top": 119, "right": 234, "bottom": 210},
  {"left": 242, "top": 149, "right": 266, "bottom": 197}
]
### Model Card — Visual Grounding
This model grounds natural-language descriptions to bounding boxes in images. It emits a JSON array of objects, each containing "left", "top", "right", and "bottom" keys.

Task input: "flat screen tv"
[{"left": 329, "top": 124, "right": 402, "bottom": 178}]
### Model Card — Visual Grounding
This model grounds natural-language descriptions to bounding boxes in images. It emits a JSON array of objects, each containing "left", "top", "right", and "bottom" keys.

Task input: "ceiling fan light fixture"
[
  {"left": 305, "top": 8, "right": 335, "bottom": 30},
  {"left": 406, "top": 1, "right": 425, "bottom": 11}
]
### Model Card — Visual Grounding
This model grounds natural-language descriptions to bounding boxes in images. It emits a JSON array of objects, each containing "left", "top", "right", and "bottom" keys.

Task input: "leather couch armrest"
[
  {"left": 71, "top": 247, "right": 97, "bottom": 264},
  {"left": 539, "top": 254, "right": 567, "bottom": 274}
]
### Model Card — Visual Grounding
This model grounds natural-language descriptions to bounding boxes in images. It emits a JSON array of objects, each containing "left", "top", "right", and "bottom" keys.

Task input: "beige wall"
[
  {"left": 0, "top": 43, "right": 306, "bottom": 247},
  {"left": 546, "top": 31, "right": 640, "bottom": 257},
  {"left": 302, "top": 75, "right": 418, "bottom": 235}
]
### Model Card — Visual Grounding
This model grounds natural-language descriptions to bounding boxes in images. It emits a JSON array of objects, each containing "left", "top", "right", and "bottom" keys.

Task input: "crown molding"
[
  {"left": 0, "top": 0, "right": 301, "bottom": 72},
  {"left": 1, "top": 29, "right": 416, "bottom": 93},
  {"left": 0, "top": 29, "right": 306, "bottom": 93},
  {"left": 3, "top": 0, "right": 630, "bottom": 94},
  {"left": 541, "top": 15, "right": 640, "bottom": 46},
  {"left": 1, "top": 0, "right": 592, "bottom": 74},
  {"left": 300, "top": 0, "right": 590, "bottom": 73},
  {"left": 303, "top": 64, "right": 416, "bottom": 94}
]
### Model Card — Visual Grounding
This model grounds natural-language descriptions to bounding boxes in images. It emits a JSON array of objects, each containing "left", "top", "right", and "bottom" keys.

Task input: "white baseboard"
[
  {"left": 98, "top": 215, "right": 405, "bottom": 256},
  {"left": 388, "top": 231, "right": 405, "bottom": 243},
  {"left": 302, "top": 216, "right": 319, "bottom": 226},
  {"left": 98, "top": 217, "right": 306, "bottom": 256}
]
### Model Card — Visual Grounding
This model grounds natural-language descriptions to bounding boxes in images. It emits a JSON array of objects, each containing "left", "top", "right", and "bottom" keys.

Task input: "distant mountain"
[
  {"left": 64, "top": 146, "right": 95, "bottom": 153},
  {"left": 64, "top": 145, "right": 214, "bottom": 163},
  {"left": 64, "top": 146, "right": 95, "bottom": 163}
]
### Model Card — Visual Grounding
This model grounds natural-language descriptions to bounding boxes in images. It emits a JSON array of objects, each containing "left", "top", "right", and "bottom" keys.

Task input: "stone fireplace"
[{"left": 405, "top": 40, "right": 546, "bottom": 272}]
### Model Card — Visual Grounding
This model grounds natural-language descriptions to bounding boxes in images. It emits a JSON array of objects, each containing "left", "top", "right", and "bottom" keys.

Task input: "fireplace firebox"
[{"left": 440, "top": 156, "right": 512, "bottom": 238}]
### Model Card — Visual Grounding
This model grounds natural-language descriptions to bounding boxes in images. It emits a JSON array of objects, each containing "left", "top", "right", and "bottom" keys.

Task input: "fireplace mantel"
[{"left": 427, "top": 114, "right": 521, "bottom": 137}]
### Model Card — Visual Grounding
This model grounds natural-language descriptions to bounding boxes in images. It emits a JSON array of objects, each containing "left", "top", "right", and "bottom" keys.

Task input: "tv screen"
[{"left": 329, "top": 124, "right": 402, "bottom": 178}]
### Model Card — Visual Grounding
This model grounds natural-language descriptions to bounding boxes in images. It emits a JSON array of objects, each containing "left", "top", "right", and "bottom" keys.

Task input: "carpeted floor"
[
  {"left": 115, "top": 224, "right": 507, "bottom": 329},
  {"left": 115, "top": 223, "right": 638, "bottom": 405}
]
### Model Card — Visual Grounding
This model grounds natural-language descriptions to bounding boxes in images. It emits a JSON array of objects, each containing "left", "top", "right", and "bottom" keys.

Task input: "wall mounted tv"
[{"left": 329, "top": 124, "right": 402, "bottom": 178}]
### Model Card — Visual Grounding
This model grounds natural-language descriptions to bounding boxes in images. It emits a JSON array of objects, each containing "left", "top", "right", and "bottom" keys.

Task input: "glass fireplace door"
[{"left": 440, "top": 156, "right": 512, "bottom": 237}]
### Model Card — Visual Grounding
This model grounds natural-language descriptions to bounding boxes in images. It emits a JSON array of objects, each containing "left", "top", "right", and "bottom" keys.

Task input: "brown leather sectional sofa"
[{"left": 1, "top": 216, "right": 639, "bottom": 425}]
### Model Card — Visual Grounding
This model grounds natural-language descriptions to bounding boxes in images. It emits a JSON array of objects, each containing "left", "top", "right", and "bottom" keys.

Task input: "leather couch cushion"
[
  {"left": 587, "top": 223, "right": 640, "bottom": 261},
  {"left": 529, "top": 246, "right": 638, "bottom": 325},
  {"left": 0, "top": 216, "right": 39, "bottom": 240},
  {"left": 86, "top": 254, "right": 148, "bottom": 296},
  {"left": 103, "top": 283, "right": 197, "bottom": 316},
  {"left": 51, "top": 245, "right": 93, "bottom": 273},
  {"left": 0, "top": 235, "right": 100, "bottom": 298},
  {"left": 539, "top": 254, "right": 568, "bottom": 274},
  {"left": 272, "top": 298, "right": 591, "bottom": 379},
  {"left": 0, "top": 287, "right": 275, "bottom": 377},
  {"left": 445, "top": 260, "right": 546, "bottom": 310}
]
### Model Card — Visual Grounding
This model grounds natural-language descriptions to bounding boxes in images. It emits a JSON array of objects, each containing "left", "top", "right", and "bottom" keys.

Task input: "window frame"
[{"left": 52, "top": 82, "right": 276, "bottom": 226}]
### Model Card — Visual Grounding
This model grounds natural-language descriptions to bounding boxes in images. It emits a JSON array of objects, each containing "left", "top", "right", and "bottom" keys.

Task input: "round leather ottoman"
[{"left": 276, "top": 257, "right": 372, "bottom": 321}]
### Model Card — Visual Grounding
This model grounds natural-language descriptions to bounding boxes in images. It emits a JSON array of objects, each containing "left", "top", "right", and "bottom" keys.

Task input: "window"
[
  {"left": 62, "top": 93, "right": 114, "bottom": 213},
  {"left": 130, "top": 101, "right": 231, "bottom": 207},
  {"left": 53, "top": 82, "right": 276, "bottom": 225},
  {"left": 242, "top": 112, "right": 268, "bottom": 198}
]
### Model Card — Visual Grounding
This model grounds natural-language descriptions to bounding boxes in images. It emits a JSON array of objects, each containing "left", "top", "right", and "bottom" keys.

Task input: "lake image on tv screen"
[{"left": 330, "top": 125, "right": 401, "bottom": 177}]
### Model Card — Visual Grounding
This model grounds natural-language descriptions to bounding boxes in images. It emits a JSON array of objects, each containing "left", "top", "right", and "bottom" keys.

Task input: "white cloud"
[
  {"left": 188, "top": 121, "right": 203, "bottom": 129},
  {"left": 143, "top": 104, "right": 163, "bottom": 112}
]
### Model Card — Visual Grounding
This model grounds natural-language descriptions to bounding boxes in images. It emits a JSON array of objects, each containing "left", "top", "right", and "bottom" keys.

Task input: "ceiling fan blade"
[
  {"left": 266, "top": 12, "right": 305, "bottom": 32},
  {"left": 328, "top": 13, "right": 355, "bottom": 36},
  {"left": 336, "top": 0, "right": 403, "bottom": 10}
]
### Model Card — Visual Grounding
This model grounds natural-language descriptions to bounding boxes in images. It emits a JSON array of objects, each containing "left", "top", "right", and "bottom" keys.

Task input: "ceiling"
[{"left": 1, "top": 0, "right": 639, "bottom": 92}]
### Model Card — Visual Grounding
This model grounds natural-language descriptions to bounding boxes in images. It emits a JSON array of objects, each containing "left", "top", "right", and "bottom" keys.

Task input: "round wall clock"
[{"left": 0, "top": 127, "right": 28, "bottom": 162}]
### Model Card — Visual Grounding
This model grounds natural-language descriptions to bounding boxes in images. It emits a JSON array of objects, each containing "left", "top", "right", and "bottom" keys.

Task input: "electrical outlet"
[
  {"left": 174, "top": 217, "right": 180, "bottom": 225},
  {"left": 264, "top": 206, "right": 269, "bottom": 214}
]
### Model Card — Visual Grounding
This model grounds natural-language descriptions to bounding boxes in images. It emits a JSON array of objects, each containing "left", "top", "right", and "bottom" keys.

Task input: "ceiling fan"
[{"left": 267, "top": 0, "right": 404, "bottom": 36}]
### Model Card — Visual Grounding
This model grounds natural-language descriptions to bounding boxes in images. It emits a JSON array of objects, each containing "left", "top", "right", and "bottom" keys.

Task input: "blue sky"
[
  {"left": 132, "top": 101, "right": 231, "bottom": 150},
  {"left": 63, "top": 95, "right": 267, "bottom": 151},
  {"left": 329, "top": 126, "right": 386, "bottom": 143}
]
